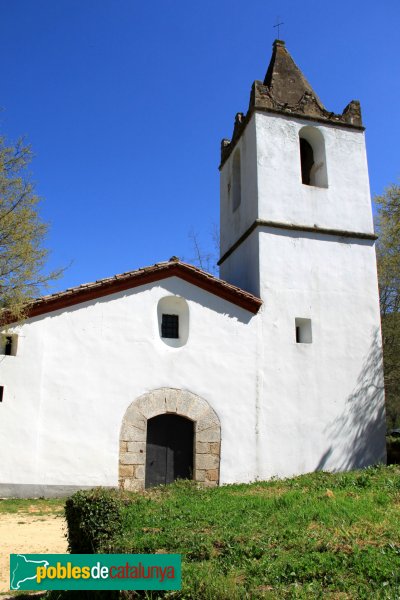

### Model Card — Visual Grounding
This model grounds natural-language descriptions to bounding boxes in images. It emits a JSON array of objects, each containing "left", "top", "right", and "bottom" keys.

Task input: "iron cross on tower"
[{"left": 273, "top": 17, "right": 284, "bottom": 39}]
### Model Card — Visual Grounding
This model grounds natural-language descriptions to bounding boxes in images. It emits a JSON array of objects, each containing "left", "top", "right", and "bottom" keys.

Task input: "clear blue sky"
[{"left": 1, "top": 0, "right": 399, "bottom": 293}]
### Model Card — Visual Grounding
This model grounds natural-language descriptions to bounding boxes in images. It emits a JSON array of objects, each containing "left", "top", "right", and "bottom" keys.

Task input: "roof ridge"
[{"left": 1, "top": 259, "right": 262, "bottom": 324}]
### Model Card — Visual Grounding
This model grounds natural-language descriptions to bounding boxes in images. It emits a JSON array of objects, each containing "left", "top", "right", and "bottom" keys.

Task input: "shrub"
[
  {"left": 387, "top": 435, "right": 400, "bottom": 446},
  {"left": 65, "top": 487, "right": 124, "bottom": 553},
  {"left": 387, "top": 438, "right": 400, "bottom": 465}
]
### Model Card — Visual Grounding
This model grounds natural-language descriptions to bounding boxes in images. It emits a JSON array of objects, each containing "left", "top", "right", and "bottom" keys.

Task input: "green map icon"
[{"left": 10, "top": 554, "right": 49, "bottom": 590}]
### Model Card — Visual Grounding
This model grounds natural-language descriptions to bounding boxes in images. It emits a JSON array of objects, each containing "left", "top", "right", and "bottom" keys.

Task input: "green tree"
[
  {"left": 0, "top": 136, "right": 59, "bottom": 319},
  {"left": 375, "top": 183, "right": 400, "bottom": 428}
]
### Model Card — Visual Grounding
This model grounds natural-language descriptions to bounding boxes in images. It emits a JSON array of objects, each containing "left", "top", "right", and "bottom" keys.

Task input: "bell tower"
[
  {"left": 219, "top": 39, "right": 375, "bottom": 296},
  {"left": 219, "top": 40, "right": 386, "bottom": 476}
]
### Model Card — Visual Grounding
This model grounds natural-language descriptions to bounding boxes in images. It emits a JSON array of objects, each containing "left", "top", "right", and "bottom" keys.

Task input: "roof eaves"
[{"left": 2, "top": 260, "right": 262, "bottom": 324}]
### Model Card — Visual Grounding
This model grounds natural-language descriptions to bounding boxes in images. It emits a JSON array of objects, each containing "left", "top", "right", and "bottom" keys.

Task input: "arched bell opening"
[{"left": 299, "top": 126, "right": 328, "bottom": 188}]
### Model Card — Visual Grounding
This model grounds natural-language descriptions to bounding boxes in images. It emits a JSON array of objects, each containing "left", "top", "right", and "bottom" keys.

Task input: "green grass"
[
  {"left": 112, "top": 466, "right": 400, "bottom": 599},
  {"left": 0, "top": 498, "right": 65, "bottom": 516}
]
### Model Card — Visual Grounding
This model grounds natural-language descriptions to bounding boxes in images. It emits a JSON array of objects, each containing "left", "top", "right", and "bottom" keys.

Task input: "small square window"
[
  {"left": 4, "top": 336, "right": 12, "bottom": 356},
  {"left": 161, "top": 314, "right": 179, "bottom": 339},
  {"left": 1, "top": 334, "right": 17, "bottom": 356},
  {"left": 295, "top": 318, "right": 312, "bottom": 343}
]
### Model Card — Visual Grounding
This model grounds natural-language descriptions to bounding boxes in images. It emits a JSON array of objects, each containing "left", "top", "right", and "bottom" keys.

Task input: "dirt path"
[{"left": 0, "top": 513, "right": 67, "bottom": 594}]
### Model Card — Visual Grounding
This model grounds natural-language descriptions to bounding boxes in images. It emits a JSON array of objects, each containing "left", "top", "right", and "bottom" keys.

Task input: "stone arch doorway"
[{"left": 119, "top": 388, "right": 221, "bottom": 491}]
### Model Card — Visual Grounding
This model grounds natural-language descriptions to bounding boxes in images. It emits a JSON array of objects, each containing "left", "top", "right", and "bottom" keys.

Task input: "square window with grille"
[{"left": 161, "top": 314, "right": 179, "bottom": 339}]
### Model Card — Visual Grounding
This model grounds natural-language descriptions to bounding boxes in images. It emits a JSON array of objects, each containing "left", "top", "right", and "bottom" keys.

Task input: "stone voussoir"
[
  {"left": 124, "top": 406, "right": 147, "bottom": 429},
  {"left": 119, "top": 388, "right": 221, "bottom": 491},
  {"left": 175, "top": 395, "right": 191, "bottom": 416},
  {"left": 196, "top": 412, "right": 219, "bottom": 432},
  {"left": 196, "top": 425, "right": 221, "bottom": 443},
  {"left": 120, "top": 423, "right": 146, "bottom": 442},
  {"left": 135, "top": 395, "right": 157, "bottom": 419},
  {"left": 186, "top": 403, "right": 209, "bottom": 421},
  {"left": 161, "top": 388, "right": 180, "bottom": 412}
]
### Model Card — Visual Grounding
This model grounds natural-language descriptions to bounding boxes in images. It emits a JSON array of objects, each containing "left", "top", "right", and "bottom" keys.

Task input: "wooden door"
[{"left": 145, "top": 414, "right": 193, "bottom": 488}]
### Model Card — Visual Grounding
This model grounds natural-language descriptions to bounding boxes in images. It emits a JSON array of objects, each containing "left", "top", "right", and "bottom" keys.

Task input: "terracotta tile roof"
[{"left": 22, "top": 258, "right": 262, "bottom": 319}]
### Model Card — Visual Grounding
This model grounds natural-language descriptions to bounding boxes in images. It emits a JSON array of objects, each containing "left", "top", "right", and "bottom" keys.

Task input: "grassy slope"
[
  {"left": 0, "top": 498, "right": 64, "bottom": 516},
  {"left": 114, "top": 466, "right": 400, "bottom": 599}
]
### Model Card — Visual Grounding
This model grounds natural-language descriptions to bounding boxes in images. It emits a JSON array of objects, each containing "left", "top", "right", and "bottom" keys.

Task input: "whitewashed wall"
[
  {"left": 257, "top": 229, "right": 386, "bottom": 478},
  {"left": 219, "top": 109, "right": 386, "bottom": 480},
  {"left": 0, "top": 108, "right": 387, "bottom": 497},
  {"left": 0, "top": 277, "right": 260, "bottom": 495},
  {"left": 254, "top": 112, "right": 374, "bottom": 234},
  {"left": 220, "top": 111, "right": 375, "bottom": 294},
  {"left": 220, "top": 116, "right": 258, "bottom": 257}
]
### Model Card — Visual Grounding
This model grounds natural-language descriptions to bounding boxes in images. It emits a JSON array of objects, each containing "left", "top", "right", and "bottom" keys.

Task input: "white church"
[{"left": 0, "top": 40, "right": 386, "bottom": 497}]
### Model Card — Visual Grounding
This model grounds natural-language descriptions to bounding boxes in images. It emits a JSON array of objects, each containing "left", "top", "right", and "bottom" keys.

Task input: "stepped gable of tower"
[{"left": 221, "top": 40, "right": 363, "bottom": 166}]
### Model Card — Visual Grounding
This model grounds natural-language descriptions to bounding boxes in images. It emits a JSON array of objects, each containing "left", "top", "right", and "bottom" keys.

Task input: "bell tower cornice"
[{"left": 220, "top": 40, "right": 363, "bottom": 168}]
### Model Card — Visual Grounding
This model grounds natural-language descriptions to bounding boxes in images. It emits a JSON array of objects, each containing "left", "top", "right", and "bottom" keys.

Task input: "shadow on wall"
[{"left": 316, "top": 328, "right": 386, "bottom": 471}]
